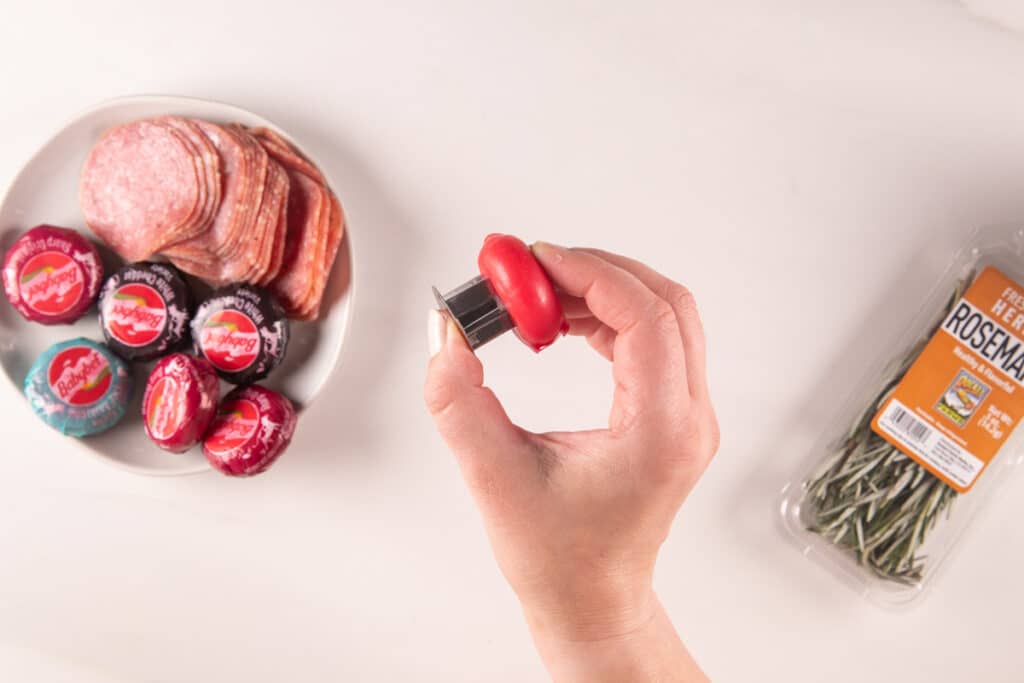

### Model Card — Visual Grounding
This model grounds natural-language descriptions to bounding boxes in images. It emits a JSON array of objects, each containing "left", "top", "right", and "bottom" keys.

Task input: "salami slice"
[
  {"left": 259, "top": 184, "right": 290, "bottom": 286},
  {"left": 298, "top": 190, "right": 346, "bottom": 321},
  {"left": 156, "top": 117, "right": 221, "bottom": 245},
  {"left": 158, "top": 128, "right": 209, "bottom": 244},
  {"left": 166, "top": 254, "right": 222, "bottom": 285},
  {"left": 217, "top": 128, "right": 269, "bottom": 263},
  {"left": 243, "top": 160, "right": 289, "bottom": 283},
  {"left": 268, "top": 172, "right": 328, "bottom": 315},
  {"left": 163, "top": 121, "right": 249, "bottom": 264},
  {"left": 247, "top": 130, "right": 326, "bottom": 315},
  {"left": 80, "top": 120, "right": 204, "bottom": 261},
  {"left": 177, "top": 157, "right": 284, "bottom": 286},
  {"left": 292, "top": 191, "right": 333, "bottom": 319},
  {"left": 245, "top": 126, "right": 325, "bottom": 184}
]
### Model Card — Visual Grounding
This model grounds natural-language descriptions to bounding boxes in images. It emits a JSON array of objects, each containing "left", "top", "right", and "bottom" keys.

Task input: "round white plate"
[{"left": 0, "top": 95, "right": 354, "bottom": 476}]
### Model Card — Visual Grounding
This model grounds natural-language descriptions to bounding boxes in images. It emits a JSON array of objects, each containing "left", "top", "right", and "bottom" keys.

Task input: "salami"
[
  {"left": 244, "top": 125, "right": 345, "bottom": 319},
  {"left": 268, "top": 172, "right": 328, "bottom": 315},
  {"left": 162, "top": 122, "right": 248, "bottom": 265},
  {"left": 80, "top": 120, "right": 207, "bottom": 261},
  {"left": 244, "top": 159, "right": 289, "bottom": 283},
  {"left": 246, "top": 126, "right": 325, "bottom": 184},
  {"left": 79, "top": 116, "right": 345, "bottom": 320},
  {"left": 217, "top": 127, "right": 268, "bottom": 263},
  {"left": 300, "top": 191, "right": 346, "bottom": 320},
  {"left": 259, "top": 185, "right": 290, "bottom": 286},
  {"left": 156, "top": 117, "right": 222, "bottom": 244}
]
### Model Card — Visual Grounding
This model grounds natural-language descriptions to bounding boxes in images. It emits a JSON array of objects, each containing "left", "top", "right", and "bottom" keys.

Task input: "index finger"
[
  {"left": 575, "top": 248, "right": 708, "bottom": 400},
  {"left": 532, "top": 242, "right": 689, "bottom": 433}
]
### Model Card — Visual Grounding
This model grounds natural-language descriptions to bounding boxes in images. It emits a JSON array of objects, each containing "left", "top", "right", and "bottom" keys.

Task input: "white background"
[{"left": 2, "top": 1, "right": 1024, "bottom": 681}]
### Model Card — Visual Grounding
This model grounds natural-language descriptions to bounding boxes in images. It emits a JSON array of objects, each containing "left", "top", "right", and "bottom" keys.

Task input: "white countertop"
[{"left": 2, "top": 1, "right": 1024, "bottom": 681}]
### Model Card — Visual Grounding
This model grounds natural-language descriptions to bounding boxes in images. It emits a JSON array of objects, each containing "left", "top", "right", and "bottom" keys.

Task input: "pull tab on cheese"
[{"left": 872, "top": 266, "right": 1024, "bottom": 492}]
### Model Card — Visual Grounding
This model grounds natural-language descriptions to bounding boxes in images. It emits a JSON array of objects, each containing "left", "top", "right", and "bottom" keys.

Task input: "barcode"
[{"left": 889, "top": 407, "right": 931, "bottom": 443}]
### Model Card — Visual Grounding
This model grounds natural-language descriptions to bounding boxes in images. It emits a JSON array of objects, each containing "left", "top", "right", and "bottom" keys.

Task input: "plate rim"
[{"left": 0, "top": 93, "right": 357, "bottom": 477}]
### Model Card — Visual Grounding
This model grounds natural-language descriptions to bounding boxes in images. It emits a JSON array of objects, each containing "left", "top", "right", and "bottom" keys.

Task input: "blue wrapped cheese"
[{"left": 23, "top": 338, "right": 133, "bottom": 437}]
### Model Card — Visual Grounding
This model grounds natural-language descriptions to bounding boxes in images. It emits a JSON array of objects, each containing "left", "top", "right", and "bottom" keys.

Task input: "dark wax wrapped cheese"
[
  {"left": 24, "top": 338, "right": 132, "bottom": 437},
  {"left": 191, "top": 284, "right": 289, "bottom": 384},
  {"left": 142, "top": 353, "right": 220, "bottom": 453},
  {"left": 2, "top": 225, "right": 103, "bottom": 325},
  {"left": 98, "top": 262, "right": 192, "bottom": 362},
  {"left": 203, "top": 385, "right": 297, "bottom": 476}
]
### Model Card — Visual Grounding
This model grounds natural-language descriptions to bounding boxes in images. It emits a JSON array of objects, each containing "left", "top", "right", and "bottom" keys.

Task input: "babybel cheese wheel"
[
  {"left": 202, "top": 385, "right": 297, "bottom": 476},
  {"left": 142, "top": 353, "right": 220, "bottom": 453},
  {"left": 23, "top": 338, "right": 133, "bottom": 437},
  {"left": 2, "top": 225, "right": 103, "bottom": 325},
  {"left": 191, "top": 284, "right": 289, "bottom": 384},
  {"left": 98, "top": 262, "right": 192, "bottom": 361}
]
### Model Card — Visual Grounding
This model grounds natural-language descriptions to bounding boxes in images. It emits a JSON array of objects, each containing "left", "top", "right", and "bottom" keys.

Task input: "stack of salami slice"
[{"left": 79, "top": 116, "right": 344, "bottom": 320}]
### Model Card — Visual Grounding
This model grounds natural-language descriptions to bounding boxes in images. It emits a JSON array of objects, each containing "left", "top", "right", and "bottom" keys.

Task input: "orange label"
[{"left": 871, "top": 266, "right": 1024, "bottom": 493}]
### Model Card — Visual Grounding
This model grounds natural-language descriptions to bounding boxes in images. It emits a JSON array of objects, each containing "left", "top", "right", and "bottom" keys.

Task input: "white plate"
[{"left": 0, "top": 95, "right": 354, "bottom": 476}]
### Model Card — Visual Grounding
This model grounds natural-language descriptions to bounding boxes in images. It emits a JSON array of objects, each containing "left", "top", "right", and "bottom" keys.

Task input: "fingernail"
[
  {"left": 531, "top": 241, "right": 565, "bottom": 265},
  {"left": 445, "top": 317, "right": 467, "bottom": 354},
  {"left": 428, "top": 308, "right": 446, "bottom": 357}
]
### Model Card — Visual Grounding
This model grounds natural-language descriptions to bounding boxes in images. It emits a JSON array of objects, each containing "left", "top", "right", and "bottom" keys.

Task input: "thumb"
[{"left": 424, "top": 309, "right": 542, "bottom": 501}]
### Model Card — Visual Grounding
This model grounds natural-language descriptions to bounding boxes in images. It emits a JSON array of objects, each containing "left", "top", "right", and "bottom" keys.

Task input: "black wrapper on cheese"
[
  {"left": 98, "top": 262, "right": 192, "bottom": 362},
  {"left": 191, "top": 284, "right": 289, "bottom": 384}
]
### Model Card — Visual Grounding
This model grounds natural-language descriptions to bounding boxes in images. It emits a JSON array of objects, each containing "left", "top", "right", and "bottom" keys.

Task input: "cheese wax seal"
[
  {"left": 99, "top": 261, "right": 192, "bottom": 362},
  {"left": 191, "top": 284, "right": 289, "bottom": 384},
  {"left": 2, "top": 225, "right": 103, "bottom": 325},
  {"left": 142, "top": 353, "right": 220, "bottom": 453},
  {"left": 432, "top": 234, "right": 568, "bottom": 352},
  {"left": 24, "top": 338, "right": 133, "bottom": 437},
  {"left": 203, "top": 385, "right": 297, "bottom": 477}
]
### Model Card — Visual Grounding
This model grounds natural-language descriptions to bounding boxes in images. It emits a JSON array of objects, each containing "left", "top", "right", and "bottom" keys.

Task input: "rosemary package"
[
  {"left": 804, "top": 278, "right": 970, "bottom": 585},
  {"left": 785, "top": 229, "right": 1024, "bottom": 606}
]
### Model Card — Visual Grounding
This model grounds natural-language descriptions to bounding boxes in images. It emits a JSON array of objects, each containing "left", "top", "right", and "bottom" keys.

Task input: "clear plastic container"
[{"left": 780, "top": 226, "right": 1024, "bottom": 608}]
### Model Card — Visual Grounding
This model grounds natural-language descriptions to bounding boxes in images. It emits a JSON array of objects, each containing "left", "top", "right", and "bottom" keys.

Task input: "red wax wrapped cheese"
[
  {"left": 2, "top": 225, "right": 103, "bottom": 325},
  {"left": 203, "top": 385, "right": 297, "bottom": 476},
  {"left": 142, "top": 353, "right": 220, "bottom": 453}
]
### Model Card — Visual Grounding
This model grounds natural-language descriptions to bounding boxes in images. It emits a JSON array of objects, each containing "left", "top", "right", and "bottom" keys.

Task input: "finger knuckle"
[
  {"left": 423, "top": 374, "right": 457, "bottom": 417},
  {"left": 648, "top": 299, "right": 679, "bottom": 334},
  {"left": 650, "top": 409, "right": 719, "bottom": 484},
  {"left": 681, "top": 408, "right": 720, "bottom": 461},
  {"left": 665, "top": 283, "right": 698, "bottom": 318}
]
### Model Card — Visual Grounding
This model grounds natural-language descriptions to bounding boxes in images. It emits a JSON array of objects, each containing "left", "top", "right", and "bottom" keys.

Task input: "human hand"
[{"left": 425, "top": 243, "right": 717, "bottom": 682}]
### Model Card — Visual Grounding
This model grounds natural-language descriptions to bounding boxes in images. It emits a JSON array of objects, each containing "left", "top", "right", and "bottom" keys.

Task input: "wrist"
[
  {"left": 525, "top": 593, "right": 707, "bottom": 683},
  {"left": 521, "top": 583, "right": 659, "bottom": 645}
]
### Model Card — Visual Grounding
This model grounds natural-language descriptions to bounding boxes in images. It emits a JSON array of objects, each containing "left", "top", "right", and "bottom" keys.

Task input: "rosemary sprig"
[{"left": 805, "top": 276, "right": 970, "bottom": 585}]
